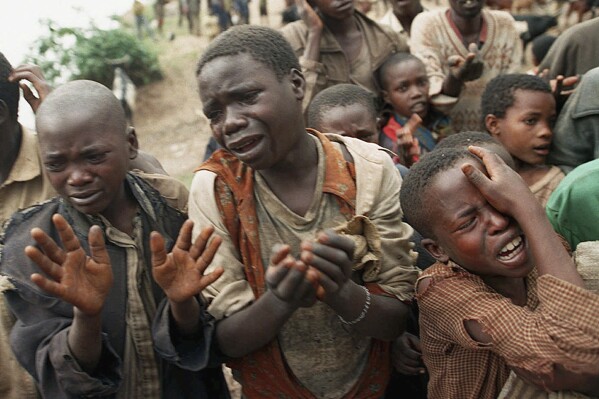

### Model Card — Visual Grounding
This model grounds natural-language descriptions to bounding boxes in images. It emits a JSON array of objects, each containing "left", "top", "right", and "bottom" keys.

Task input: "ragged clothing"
[
  {"left": 410, "top": 9, "right": 522, "bottom": 132},
  {"left": 417, "top": 261, "right": 599, "bottom": 399},
  {"left": 0, "top": 173, "right": 228, "bottom": 399},
  {"left": 189, "top": 131, "right": 419, "bottom": 398},
  {"left": 281, "top": 11, "right": 408, "bottom": 112}
]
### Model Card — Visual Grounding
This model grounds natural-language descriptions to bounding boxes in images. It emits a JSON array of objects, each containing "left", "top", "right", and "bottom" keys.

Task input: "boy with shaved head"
[
  {"left": 400, "top": 147, "right": 599, "bottom": 398},
  {"left": 0, "top": 80, "right": 229, "bottom": 398}
]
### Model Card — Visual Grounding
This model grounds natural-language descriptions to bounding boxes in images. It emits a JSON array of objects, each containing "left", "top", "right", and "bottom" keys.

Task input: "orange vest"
[{"left": 198, "top": 131, "right": 392, "bottom": 399}]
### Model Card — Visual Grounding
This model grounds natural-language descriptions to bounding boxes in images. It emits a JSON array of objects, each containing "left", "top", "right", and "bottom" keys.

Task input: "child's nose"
[
  {"left": 223, "top": 105, "right": 248, "bottom": 135},
  {"left": 67, "top": 167, "right": 93, "bottom": 186},
  {"left": 486, "top": 208, "right": 509, "bottom": 235},
  {"left": 538, "top": 122, "right": 552, "bottom": 138},
  {"left": 410, "top": 86, "right": 425, "bottom": 98}
]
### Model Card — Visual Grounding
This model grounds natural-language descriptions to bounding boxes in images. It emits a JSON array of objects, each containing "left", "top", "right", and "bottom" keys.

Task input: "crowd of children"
[{"left": 1, "top": 0, "right": 599, "bottom": 398}]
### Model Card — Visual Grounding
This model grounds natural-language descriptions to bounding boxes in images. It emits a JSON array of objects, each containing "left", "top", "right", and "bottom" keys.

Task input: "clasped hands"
[{"left": 265, "top": 230, "right": 355, "bottom": 309}]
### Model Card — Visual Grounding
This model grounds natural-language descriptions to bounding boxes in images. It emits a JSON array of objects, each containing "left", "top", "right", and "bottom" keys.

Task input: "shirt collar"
[
  {"left": 4, "top": 126, "right": 43, "bottom": 186},
  {"left": 445, "top": 8, "right": 488, "bottom": 47}
]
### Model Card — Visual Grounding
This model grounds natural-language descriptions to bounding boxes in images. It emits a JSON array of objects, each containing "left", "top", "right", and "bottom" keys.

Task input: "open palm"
[
  {"left": 151, "top": 220, "right": 224, "bottom": 304},
  {"left": 26, "top": 214, "right": 113, "bottom": 316}
]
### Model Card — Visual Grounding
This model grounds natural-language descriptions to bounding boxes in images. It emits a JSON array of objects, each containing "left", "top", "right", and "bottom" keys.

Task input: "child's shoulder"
[
  {"left": 132, "top": 170, "right": 189, "bottom": 213},
  {"left": 328, "top": 133, "right": 394, "bottom": 165},
  {"left": 416, "top": 261, "right": 486, "bottom": 299}
]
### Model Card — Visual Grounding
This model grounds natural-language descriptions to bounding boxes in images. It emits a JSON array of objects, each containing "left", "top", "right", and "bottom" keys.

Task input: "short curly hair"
[
  {"left": 0, "top": 52, "right": 19, "bottom": 120},
  {"left": 375, "top": 52, "right": 425, "bottom": 92},
  {"left": 307, "top": 84, "right": 379, "bottom": 130},
  {"left": 196, "top": 25, "right": 300, "bottom": 80},
  {"left": 400, "top": 148, "right": 478, "bottom": 238},
  {"left": 480, "top": 74, "right": 551, "bottom": 126},
  {"left": 435, "top": 131, "right": 515, "bottom": 168}
]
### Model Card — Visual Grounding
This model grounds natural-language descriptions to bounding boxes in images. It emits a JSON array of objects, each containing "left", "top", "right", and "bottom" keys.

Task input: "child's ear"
[
  {"left": 421, "top": 238, "right": 450, "bottom": 263},
  {"left": 0, "top": 100, "right": 9, "bottom": 125},
  {"left": 126, "top": 126, "right": 139, "bottom": 160},
  {"left": 485, "top": 114, "right": 500, "bottom": 137},
  {"left": 289, "top": 68, "right": 306, "bottom": 101}
]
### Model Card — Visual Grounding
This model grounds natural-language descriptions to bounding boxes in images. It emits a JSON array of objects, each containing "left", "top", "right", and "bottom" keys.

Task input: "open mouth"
[
  {"left": 461, "top": 0, "right": 481, "bottom": 8},
  {"left": 533, "top": 144, "right": 550, "bottom": 156},
  {"left": 497, "top": 235, "right": 525, "bottom": 262},
  {"left": 69, "top": 191, "right": 103, "bottom": 207},
  {"left": 336, "top": 1, "right": 353, "bottom": 11},
  {"left": 228, "top": 136, "right": 262, "bottom": 154}
]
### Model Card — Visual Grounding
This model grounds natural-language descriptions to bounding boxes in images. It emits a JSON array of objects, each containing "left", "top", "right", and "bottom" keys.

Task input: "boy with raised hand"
[
  {"left": 400, "top": 146, "right": 599, "bottom": 399},
  {"left": 0, "top": 80, "right": 229, "bottom": 399},
  {"left": 191, "top": 25, "right": 418, "bottom": 398},
  {"left": 482, "top": 74, "right": 565, "bottom": 207},
  {"left": 409, "top": 0, "right": 521, "bottom": 132}
]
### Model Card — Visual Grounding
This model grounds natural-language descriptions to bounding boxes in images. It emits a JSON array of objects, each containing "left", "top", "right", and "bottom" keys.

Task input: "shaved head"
[{"left": 36, "top": 80, "right": 127, "bottom": 140}]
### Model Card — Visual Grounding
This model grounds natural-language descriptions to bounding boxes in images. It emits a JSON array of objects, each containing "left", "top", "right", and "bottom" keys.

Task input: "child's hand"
[
  {"left": 448, "top": 43, "right": 484, "bottom": 83},
  {"left": 461, "top": 146, "right": 537, "bottom": 218},
  {"left": 300, "top": 230, "right": 355, "bottom": 302},
  {"left": 151, "top": 220, "right": 224, "bottom": 304},
  {"left": 25, "top": 214, "right": 113, "bottom": 317},
  {"left": 295, "top": 0, "right": 323, "bottom": 32},
  {"left": 9, "top": 64, "right": 52, "bottom": 114},
  {"left": 392, "top": 332, "right": 426, "bottom": 375},
  {"left": 395, "top": 113, "right": 422, "bottom": 147},
  {"left": 266, "top": 244, "right": 318, "bottom": 308}
]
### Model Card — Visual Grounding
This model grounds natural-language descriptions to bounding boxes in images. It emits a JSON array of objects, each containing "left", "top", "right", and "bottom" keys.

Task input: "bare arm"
[
  {"left": 151, "top": 220, "right": 224, "bottom": 336},
  {"left": 295, "top": 0, "right": 323, "bottom": 62},
  {"left": 462, "top": 146, "right": 583, "bottom": 287},
  {"left": 9, "top": 64, "right": 52, "bottom": 114},
  {"left": 301, "top": 231, "right": 409, "bottom": 340},
  {"left": 216, "top": 245, "right": 317, "bottom": 357}
]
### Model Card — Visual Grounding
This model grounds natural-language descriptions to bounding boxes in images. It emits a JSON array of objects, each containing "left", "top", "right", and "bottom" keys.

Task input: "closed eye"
[
  {"left": 87, "top": 152, "right": 108, "bottom": 164},
  {"left": 239, "top": 90, "right": 260, "bottom": 105},
  {"left": 205, "top": 109, "right": 224, "bottom": 123},
  {"left": 457, "top": 217, "right": 476, "bottom": 231},
  {"left": 44, "top": 160, "right": 65, "bottom": 172}
]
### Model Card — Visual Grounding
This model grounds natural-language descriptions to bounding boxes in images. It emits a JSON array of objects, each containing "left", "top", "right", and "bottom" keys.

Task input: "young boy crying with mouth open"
[{"left": 400, "top": 146, "right": 599, "bottom": 399}]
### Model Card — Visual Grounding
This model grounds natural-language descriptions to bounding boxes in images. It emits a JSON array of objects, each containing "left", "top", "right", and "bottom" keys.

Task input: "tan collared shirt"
[{"left": 0, "top": 126, "right": 55, "bottom": 227}]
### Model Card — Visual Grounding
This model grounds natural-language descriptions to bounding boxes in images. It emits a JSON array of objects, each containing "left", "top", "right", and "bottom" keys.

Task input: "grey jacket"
[
  {"left": 548, "top": 67, "right": 599, "bottom": 174},
  {"left": 0, "top": 173, "right": 229, "bottom": 399}
]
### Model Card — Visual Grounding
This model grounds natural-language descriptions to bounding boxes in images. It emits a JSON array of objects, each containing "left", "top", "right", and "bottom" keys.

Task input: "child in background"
[
  {"left": 307, "top": 83, "right": 379, "bottom": 144},
  {"left": 307, "top": 83, "right": 410, "bottom": 177},
  {"left": 376, "top": 52, "right": 452, "bottom": 167},
  {"left": 481, "top": 74, "right": 564, "bottom": 206},
  {"left": 401, "top": 146, "right": 599, "bottom": 399}
]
